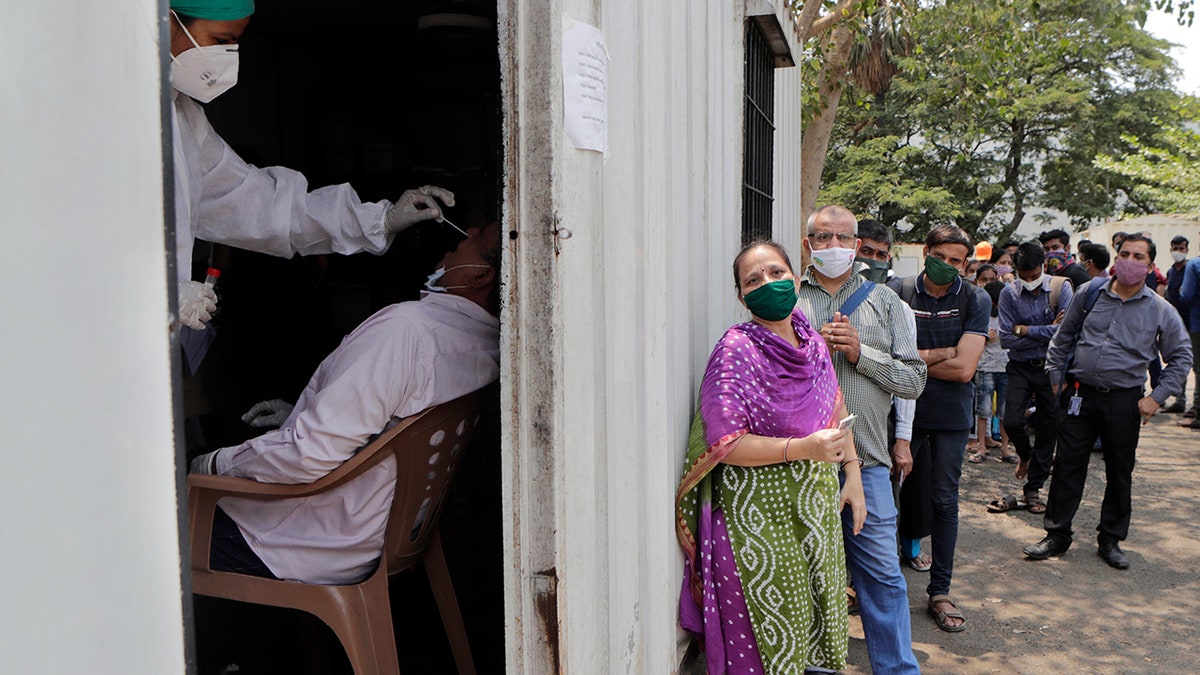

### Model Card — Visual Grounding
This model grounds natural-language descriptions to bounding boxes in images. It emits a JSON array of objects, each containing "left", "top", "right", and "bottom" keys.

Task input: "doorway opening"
[{"left": 175, "top": 2, "right": 506, "bottom": 672}]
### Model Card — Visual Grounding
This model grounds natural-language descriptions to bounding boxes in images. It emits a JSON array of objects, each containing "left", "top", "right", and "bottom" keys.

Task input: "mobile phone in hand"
[{"left": 838, "top": 414, "right": 857, "bottom": 431}]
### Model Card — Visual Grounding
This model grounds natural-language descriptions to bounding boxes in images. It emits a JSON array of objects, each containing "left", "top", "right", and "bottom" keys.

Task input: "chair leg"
[
  {"left": 424, "top": 530, "right": 476, "bottom": 675},
  {"left": 316, "top": 571, "right": 402, "bottom": 675}
]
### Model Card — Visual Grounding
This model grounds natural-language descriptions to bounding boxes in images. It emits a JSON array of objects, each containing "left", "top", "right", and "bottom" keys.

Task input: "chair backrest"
[{"left": 378, "top": 388, "right": 488, "bottom": 574}]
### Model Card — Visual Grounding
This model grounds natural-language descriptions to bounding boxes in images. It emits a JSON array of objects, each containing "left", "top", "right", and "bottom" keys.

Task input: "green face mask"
[
  {"left": 856, "top": 257, "right": 889, "bottom": 283},
  {"left": 742, "top": 279, "right": 797, "bottom": 321},
  {"left": 924, "top": 255, "right": 961, "bottom": 286}
]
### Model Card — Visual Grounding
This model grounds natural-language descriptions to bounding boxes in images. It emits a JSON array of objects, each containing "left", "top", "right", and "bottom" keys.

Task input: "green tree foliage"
[
  {"left": 1093, "top": 97, "right": 1200, "bottom": 212},
  {"left": 817, "top": 0, "right": 1187, "bottom": 243}
]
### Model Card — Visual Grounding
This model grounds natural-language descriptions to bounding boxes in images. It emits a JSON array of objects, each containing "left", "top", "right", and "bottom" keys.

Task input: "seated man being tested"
[{"left": 190, "top": 222, "right": 502, "bottom": 585}]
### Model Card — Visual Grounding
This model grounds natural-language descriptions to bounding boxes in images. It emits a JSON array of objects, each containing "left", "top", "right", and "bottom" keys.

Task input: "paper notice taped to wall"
[{"left": 562, "top": 18, "right": 609, "bottom": 155}]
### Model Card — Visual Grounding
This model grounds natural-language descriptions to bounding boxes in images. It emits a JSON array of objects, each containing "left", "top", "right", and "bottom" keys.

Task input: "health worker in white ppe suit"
[{"left": 168, "top": 0, "right": 453, "bottom": 330}]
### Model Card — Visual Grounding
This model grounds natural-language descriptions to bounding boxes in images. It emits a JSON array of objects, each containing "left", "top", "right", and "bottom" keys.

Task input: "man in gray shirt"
[{"left": 1023, "top": 233, "right": 1192, "bottom": 569}]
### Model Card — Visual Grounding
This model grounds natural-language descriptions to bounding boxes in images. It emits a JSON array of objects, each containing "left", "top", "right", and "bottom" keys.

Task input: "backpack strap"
[
  {"left": 957, "top": 279, "right": 974, "bottom": 331},
  {"left": 888, "top": 274, "right": 973, "bottom": 332},
  {"left": 838, "top": 281, "right": 876, "bottom": 317},
  {"left": 1048, "top": 275, "right": 1068, "bottom": 314},
  {"left": 896, "top": 275, "right": 917, "bottom": 306},
  {"left": 1078, "top": 277, "right": 1106, "bottom": 318},
  {"left": 1062, "top": 278, "right": 1108, "bottom": 378}
]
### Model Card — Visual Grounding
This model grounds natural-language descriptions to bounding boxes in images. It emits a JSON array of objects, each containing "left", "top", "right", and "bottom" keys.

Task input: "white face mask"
[
  {"left": 809, "top": 246, "right": 856, "bottom": 279},
  {"left": 1172, "top": 251, "right": 1187, "bottom": 263},
  {"left": 1021, "top": 274, "right": 1044, "bottom": 292},
  {"left": 170, "top": 11, "right": 239, "bottom": 103},
  {"left": 423, "top": 264, "right": 491, "bottom": 293}
]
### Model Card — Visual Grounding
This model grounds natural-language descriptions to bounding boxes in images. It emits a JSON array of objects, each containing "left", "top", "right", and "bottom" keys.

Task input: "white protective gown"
[
  {"left": 171, "top": 92, "right": 394, "bottom": 287},
  {"left": 214, "top": 293, "right": 500, "bottom": 584}
]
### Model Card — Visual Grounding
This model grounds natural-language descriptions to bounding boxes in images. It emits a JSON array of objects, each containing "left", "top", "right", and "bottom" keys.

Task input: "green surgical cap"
[{"left": 170, "top": 0, "right": 254, "bottom": 21}]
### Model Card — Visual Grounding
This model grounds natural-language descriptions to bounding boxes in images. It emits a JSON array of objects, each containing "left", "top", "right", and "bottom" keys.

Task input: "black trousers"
[
  {"left": 210, "top": 506, "right": 278, "bottom": 579},
  {"left": 896, "top": 436, "right": 932, "bottom": 541},
  {"left": 1003, "top": 360, "right": 1058, "bottom": 495},
  {"left": 1043, "top": 384, "right": 1142, "bottom": 544}
]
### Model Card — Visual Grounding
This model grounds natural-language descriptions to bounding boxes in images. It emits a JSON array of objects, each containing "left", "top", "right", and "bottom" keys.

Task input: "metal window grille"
[{"left": 742, "top": 21, "right": 776, "bottom": 245}]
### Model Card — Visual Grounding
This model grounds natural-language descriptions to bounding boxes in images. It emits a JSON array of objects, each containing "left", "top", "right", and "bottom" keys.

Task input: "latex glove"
[
  {"left": 242, "top": 399, "right": 295, "bottom": 429},
  {"left": 383, "top": 185, "right": 456, "bottom": 233},
  {"left": 179, "top": 281, "right": 217, "bottom": 330}
]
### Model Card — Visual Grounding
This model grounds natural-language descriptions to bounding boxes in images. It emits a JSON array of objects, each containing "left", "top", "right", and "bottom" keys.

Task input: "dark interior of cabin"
[{"left": 180, "top": 1, "right": 505, "bottom": 672}]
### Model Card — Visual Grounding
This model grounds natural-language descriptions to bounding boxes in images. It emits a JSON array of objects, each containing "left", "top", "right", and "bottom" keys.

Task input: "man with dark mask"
[{"left": 888, "top": 225, "right": 990, "bottom": 633}]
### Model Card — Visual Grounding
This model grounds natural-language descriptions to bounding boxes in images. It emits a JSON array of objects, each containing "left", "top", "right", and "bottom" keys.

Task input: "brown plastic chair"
[{"left": 188, "top": 388, "right": 488, "bottom": 675}]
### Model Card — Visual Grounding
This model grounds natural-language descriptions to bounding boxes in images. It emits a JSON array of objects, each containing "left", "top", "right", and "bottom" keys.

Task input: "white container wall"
[
  {"left": 0, "top": 2, "right": 189, "bottom": 674},
  {"left": 499, "top": 1, "right": 803, "bottom": 672}
]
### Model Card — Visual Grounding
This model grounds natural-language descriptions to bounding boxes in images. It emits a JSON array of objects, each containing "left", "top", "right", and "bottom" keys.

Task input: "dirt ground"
[{"left": 843, "top": 397, "right": 1200, "bottom": 674}]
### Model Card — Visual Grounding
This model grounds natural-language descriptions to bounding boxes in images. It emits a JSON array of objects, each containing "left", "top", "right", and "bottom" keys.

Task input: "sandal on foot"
[
  {"left": 987, "top": 494, "right": 1026, "bottom": 513},
  {"left": 1015, "top": 458, "right": 1030, "bottom": 480},
  {"left": 968, "top": 452, "right": 988, "bottom": 464},
  {"left": 846, "top": 587, "right": 859, "bottom": 616},
  {"left": 902, "top": 551, "right": 932, "bottom": 572},
  {"left": 999, "top": 454, "right": 1020, "bottom": 464},
  {"left": 985, "top": 438, "right": 1002, "bottom": 449},
  {"left": 928, "top": 595, "right": 966, "bottom": 632},
  {"left": 1024, "top": 495, "right": 1046, "bottom": 514}
]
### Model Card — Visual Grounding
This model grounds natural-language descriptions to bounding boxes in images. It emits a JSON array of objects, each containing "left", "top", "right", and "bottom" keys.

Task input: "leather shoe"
[
  {"left": 1185, "top": 407, "right": 1198, "bottom": 419},
  {"left": 1162, "top": 400, "right": 1186, "bottom": 414},
  {"left": 1098, "top": 541, "right": 1130, "bottom": 569},
  {"left": 1023, "top": 536, "right": 1070, "bottom": 560}
]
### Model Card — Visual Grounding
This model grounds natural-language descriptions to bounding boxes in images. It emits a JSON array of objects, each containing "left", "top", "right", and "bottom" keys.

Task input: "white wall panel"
[
  {"left": 501, "top": 2, "right": 801, "bottom": 672},
  {"left": 0, "top": 2, "right": 187, "bottom": 673},
  {"left": 776, "top": 62, "right": 805, "bottom": 257}
]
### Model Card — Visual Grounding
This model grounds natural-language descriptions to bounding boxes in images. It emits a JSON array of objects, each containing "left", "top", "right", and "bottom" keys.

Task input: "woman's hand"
[
  {"left": 803, "top": 428, "right": 848, "bottom": 464},
  {"left": 840, "top": 471, "right": 867, "bottom": 535}
]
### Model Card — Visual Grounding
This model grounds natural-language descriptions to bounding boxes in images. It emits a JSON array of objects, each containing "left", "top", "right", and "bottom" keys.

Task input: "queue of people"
[{"left": 675, "top": 211, "right": 1193, "bottom": 673}]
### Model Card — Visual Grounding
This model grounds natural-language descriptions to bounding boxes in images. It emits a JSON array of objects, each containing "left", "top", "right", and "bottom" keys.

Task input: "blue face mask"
[{"left": 742, "top": 279, "right": 797, "bottom": 321}]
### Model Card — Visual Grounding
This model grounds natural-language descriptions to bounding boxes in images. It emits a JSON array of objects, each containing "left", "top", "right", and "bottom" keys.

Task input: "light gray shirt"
[
  {"left": 798, "top": 268, "right": 927, "bottom": 468},
  {"left": 1046, "top": 279, "right": 1192, "bottom": 403}
]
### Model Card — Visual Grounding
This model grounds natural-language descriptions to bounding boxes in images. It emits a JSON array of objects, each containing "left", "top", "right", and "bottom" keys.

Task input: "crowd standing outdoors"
[{"left": 675, "top": 209, "right": 1194, "bottom": 673}]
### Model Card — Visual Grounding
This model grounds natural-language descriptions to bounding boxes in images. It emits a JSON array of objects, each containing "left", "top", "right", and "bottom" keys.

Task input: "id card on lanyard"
[{"left": 1067, "top": 381, "right": 1082, "bottom": 416}]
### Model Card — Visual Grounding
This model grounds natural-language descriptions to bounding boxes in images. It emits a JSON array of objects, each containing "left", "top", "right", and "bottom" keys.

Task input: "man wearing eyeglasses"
[{"left": 796, "top": 206, "right": 926, "bottom": 673}]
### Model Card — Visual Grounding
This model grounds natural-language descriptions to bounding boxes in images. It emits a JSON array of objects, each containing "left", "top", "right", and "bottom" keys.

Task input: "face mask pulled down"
[
  {"left": 170, "top": 11, "right": 240, "bottom": 102},
  {"left": 422, "top": 264, "right": 491, "bottom": 295}
]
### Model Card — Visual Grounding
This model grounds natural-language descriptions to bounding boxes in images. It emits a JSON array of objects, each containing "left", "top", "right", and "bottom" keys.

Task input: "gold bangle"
[{"left": 783, "top": 437, "right": 793, "bottom": 465}]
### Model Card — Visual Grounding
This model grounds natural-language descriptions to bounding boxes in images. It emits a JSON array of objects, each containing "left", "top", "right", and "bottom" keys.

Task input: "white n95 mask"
[
  {"left": 809, "top": 246, "right": 856, "bottom": 278},
  {"left": 170, "top": 12, "right": 239, "bottom": 103},
  {"left": 1022, "top": 275, "right": 1044, "bottom": 292}
]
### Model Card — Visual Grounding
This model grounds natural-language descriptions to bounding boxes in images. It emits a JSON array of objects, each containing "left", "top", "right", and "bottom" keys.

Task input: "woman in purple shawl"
[{"left": 676, "top": 240, "right": 866, "bottom": 673}]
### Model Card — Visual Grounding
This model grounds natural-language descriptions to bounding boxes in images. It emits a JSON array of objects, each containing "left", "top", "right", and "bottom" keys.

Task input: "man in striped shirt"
[{"left": 797, "top": 206, "right": 926, "bottom": 673}]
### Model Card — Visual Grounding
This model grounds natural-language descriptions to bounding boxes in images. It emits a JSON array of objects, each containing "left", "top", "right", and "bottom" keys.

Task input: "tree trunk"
[{"left": 800, "top": 25, "right": 855, "bottom": 223}]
